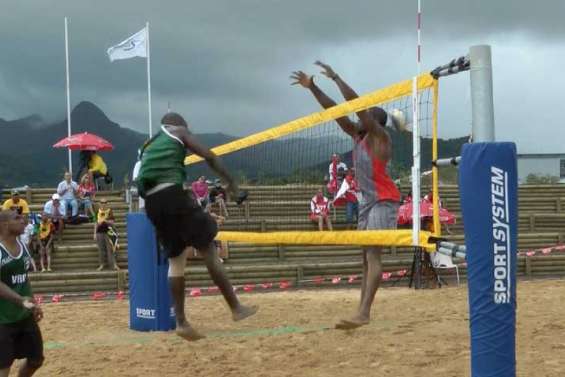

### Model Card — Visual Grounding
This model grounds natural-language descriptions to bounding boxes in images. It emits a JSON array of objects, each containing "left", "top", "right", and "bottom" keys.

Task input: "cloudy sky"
[{"left": 1, "top": 1, "right": 564, "bottom": 153}]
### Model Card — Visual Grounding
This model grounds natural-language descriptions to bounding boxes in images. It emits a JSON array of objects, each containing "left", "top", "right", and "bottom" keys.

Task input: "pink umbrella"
[{"left": 53, "top": 132, "right": 114, "bottom": 151}]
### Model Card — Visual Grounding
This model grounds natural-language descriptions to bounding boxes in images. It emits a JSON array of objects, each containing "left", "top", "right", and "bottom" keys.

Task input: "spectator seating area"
[{"left": 4, "top": 184, "right": 565, "bottom": 294}]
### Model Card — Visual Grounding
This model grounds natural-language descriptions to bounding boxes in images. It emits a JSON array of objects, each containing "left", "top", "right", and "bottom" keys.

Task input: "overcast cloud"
[{"left": 1, "top": 0, "right": 564, "bottom": 153}]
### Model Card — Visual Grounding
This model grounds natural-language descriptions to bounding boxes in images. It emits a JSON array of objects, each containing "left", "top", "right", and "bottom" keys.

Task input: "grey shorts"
[{"left": 358, "top": 201, "right": 399, "bottom": 231}]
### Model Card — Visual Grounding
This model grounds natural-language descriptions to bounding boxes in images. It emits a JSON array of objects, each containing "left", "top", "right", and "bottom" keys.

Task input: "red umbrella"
[
  {"left": 53, "top": 132, "right": 114, "bottom": 151},
  {"left": 397, "top": 197, "right": 456, "bottom": 225}
]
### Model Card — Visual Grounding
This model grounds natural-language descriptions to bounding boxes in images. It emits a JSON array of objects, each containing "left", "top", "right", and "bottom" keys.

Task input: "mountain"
[
  {"left": 0, "top": 102, "right": 237, "bottom": 187},
  {"left": 0, "top": 103, "right": 467, "bottom": 188}
]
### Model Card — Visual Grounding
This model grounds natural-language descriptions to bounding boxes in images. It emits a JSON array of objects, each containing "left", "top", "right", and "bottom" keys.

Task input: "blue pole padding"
[
  {"left": 459, "top": 142, "right": 517, "bottom": 377},
  {"left": 127, "top": 213, "right": 175, "bottom": 331}
]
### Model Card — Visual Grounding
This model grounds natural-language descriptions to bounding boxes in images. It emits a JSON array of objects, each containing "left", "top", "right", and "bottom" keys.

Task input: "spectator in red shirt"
[
  {"left": 191, "top": 176, "right": 209, "bottom": 210},
  {"left": 309, "top": 188, "right": 333, "bottom": 231}
]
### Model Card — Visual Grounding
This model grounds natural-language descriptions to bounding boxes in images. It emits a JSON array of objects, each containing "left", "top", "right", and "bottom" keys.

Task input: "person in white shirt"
[
  {"left": 43, "top": 194, "right": 66, "bottom": 241},
  {"left": 309, "top": 188, "right": 333, "bottom": 231},
  {"left": 327, "top": 154, "right": 347, "bottom": 195},
  {"left": 18, "top": 223, "right": 38, "bottom": 272},
  {"left": 56, "top": 172, "right": 79, "bottom": 218}
]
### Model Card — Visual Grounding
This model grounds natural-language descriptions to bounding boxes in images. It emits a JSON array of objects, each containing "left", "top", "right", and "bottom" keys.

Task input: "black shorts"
[
  {"left": 145, "top": 185, "right": 218, "bottom": 258},
  {"left": 0, "top": 315, "right": 44, "bottom": 369}
]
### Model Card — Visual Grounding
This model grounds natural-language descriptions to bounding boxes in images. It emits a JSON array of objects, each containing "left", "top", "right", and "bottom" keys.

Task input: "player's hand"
[
  {"left": 290, "top": 71, "right": 314, "bottom": 88},
  {"left": 315, "top": 61, "right": 338, "bottom": 80},
  {"left": 32, "top": 306, "right": 43, "bottom": 322}
]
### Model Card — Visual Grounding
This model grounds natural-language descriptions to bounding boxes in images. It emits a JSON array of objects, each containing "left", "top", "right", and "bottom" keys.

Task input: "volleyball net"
[{"left": 185, "top": 73, "right": 451, "bottom": 249}]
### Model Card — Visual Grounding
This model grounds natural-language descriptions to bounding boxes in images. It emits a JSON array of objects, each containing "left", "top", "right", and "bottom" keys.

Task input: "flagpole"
[
  {"left": 146, "top": 22, "right": 153, "bottom": 137},
  {"left": 64, "top": 17, "right": 73, "bottom": 174}
]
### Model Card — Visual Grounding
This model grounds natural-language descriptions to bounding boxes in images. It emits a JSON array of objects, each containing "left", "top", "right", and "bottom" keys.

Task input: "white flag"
[{"left": 107, "top": 27, "right": 147, "bottom": 62}]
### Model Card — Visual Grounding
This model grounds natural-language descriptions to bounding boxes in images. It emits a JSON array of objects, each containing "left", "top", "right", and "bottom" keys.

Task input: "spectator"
[
  {"left": 43, "top": 194, "right": 65, "bottom": 241},
  {"left": 18, "top": 221, "right": 38, "bottom": 273},
  {"left": 423, "top": 190, "right": 454, "bottom": 235},
  {"left": 334, "top": 168, "right": 359, "bottom": 229},
  {"left": 94, "top": 198, "right": 119, "bottom": 271},
  {"left": 78, "top": 173, "right": 96, "bottom": 221},
  {"left": 209, "top": 180, "right": 229, "bottom": 218},
  {"left": 191, "top": 176, "right": 209, "bottom": 210},
  {"left": 327, "top": 154, "right": 347, "bottom": 195},
  {"left": 89, "top": 151, "right": 113, "bottom": 189},
  {"left": 309, "top": 188, "right": 333, "bottom": 231},
  {"left": 38, "top": 214, "right": 55, "bottom": 272},
  {"left": 57, "top": 172, "right": 79, "bottom": 218},
  {"left": 188, "top": 212, "right": 227, "bottom": 262},
  {"left": 211, "top": 212, "right": 228, "bottom": 262},
  {"left": 88, "top": 151, "right": 108, "bottom": 180},
  {"left": 75, "top": 150, "right": 94, "bottom": 182},
  {"left": 2, "top": 189, "right": 30, "bottom": 217}
]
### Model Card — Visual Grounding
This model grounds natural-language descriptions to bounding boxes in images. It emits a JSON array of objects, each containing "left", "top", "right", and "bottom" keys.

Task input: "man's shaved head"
[
  {"left": 0, "top": 209, "right": 26, "bottom": 236},
  {"left": 161, "top": 112, "right": 188, "bottom": 127},
  {"left": 0, "top": 210, "right": 14, "bottom": 223},
  {"left": 369, "top": 107, "right": 388, "bottom": 127}
]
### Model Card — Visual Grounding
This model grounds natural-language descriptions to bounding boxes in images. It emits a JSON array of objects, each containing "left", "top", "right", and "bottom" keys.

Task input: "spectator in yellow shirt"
[
  {"left": 2, "top": 190, "right": 30, "bottom": 216},
  {"left": 38, "top": 215, "right": 55, "bottom": 272},
  {"left": 94, "top": 198, "right": 119, "bottom": 271},
  {"left": 88, "top": 152, "right": 108, "bottom": 179},
  {"left": 89, "top": 152, "right": 113, "bottom": 189}
]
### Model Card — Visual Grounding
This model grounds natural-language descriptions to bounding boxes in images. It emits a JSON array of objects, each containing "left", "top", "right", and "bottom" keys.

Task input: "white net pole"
[
  {"left": 411, "top": 0, "right": 422, "bottom": 245},
  {"left": 411, "top": 78, "right": 421, "bottom": 245},
  {"left": 64, "top": 17, "right": 73, "bottom": 174}
]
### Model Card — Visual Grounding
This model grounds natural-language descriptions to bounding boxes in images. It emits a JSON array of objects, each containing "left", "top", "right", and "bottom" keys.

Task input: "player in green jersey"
[
  {"left": 136, "top": 113, "right": 257, "bottom": 341},
  {"left": 0, "top": 210, "right": 44, "bottom": 377}
]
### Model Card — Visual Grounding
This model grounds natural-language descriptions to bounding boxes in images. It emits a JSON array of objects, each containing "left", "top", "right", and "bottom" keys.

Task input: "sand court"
[{"left": 16, "top": 279, "right": 565, "bottom": 377}]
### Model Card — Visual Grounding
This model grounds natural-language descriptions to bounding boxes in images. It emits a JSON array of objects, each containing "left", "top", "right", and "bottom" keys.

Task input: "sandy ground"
[{"left": 9, "top": 279, "right": 565, "bottom": 377}]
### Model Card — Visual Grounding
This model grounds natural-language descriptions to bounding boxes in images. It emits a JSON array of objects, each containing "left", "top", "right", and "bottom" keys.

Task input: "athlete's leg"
[
  {"left": 199, "top": 242, "right": 257, "bottom": 321},
  {"left": 337, "top": 248, "right": 382, "bottom": 329},
  {"left": 168, "top": 249, "right": 205, "bottom": 341},
  {"left": 17, "top": 358, "right": 43, "bottom": 377}
]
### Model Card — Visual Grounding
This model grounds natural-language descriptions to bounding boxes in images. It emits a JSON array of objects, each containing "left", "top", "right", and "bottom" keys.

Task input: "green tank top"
[
  {"left": 136, "top": 127, "right": 187, "bottom": 194},
  {"left": 0, "top": 240, "right": 33, "bottom": 324}
]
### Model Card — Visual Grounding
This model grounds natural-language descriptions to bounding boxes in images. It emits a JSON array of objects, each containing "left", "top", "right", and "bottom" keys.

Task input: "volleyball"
[{"left": 389, "top": 109, "right": 408, "bottom": 131}]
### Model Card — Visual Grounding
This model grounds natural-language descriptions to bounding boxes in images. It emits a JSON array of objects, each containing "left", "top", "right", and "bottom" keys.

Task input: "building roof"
[{"left": 518, "top": 153, "right": 565, "bottom": 159}]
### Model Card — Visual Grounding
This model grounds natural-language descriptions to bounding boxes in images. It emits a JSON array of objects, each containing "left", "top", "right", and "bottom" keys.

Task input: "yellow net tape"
[
  {"left": 186, "top": 73, "right": 435, "bottom": 165},
  {"left": 217, "top": 230, "right": 435, "bottom": 251}
]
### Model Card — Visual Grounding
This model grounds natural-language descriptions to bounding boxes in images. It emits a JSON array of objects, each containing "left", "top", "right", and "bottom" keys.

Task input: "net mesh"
[{"left": 185, "top": 74, "right": 442, "bottom": 246}]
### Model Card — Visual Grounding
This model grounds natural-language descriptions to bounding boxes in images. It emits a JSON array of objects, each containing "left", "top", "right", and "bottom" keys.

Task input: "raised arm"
[
  {"left": 315, "top": 61, "right": 388, "bottom": 140},
  {"left": 290, "top": 71, "right": 358, "bottom": 137},
  {"left": 172, "top": 127, "right": 239, "bottom": 198}
]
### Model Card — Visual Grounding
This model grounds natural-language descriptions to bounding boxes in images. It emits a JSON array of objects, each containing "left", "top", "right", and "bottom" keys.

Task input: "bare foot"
[
  {"left": 175, "top": 323, "right": 206, "bottom": 342},
  {"left": 96, "top": 265, "right": 104, "bottom": 271},
  {"left": 232, "top": 305, "right": 258, "bottom": 322},
  {"left": 335, "top": 316, "right": 370, "bottom": 330}
]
